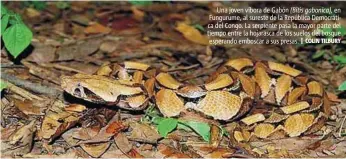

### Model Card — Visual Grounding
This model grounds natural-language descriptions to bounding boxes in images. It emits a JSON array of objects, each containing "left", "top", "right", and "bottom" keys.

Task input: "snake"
[{"left": 61, "top": 58, "right": 332, "bottom": 139}]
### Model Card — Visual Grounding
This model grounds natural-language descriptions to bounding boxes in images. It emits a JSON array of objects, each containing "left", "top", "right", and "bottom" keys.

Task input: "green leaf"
[
  {"left": 157, "top": 118, "right": 178, "bottom": 137},
  {"left": 1, "top": 3, "right": 8, "bottom": 16},
  {"left": 9, "top": 14, "right": 23, "bottom": 25},
  {"left": 177, "top": 123, "right": 193, "bottom": 131},
  {"left": 312, "top": 50, "right": 325, "bottom": 59},
  {"left": 1, "top": 14, "right": 9, "bottom": 35},
  {"left": 0, "top": 80, "right": 8, "bottom": 91},
  {"left": 180, "top": 121, "right": 210, "bottom": 142},
  {"left": 193, "top": 24, "right": 205, "bottom": 32},
  {"left": 3, "top": 23, "right": 33, "bottom": 58},
  {"left": 337, "top": 26, "right": 346, "bottom": 36},
  {"left": 129, "top": 0, "right": 152, "bottom": 6},
  {"left": 56, "top": 1, "right": 70, "bottom": 9},
  {"left": 338, "top": 81, "right": 346, "bottom": 91},
  {"left": 151, "top": 116, "right": 164, "bottom": 124},
  {"left": 31, "top": 1, "right": 46, "bottom": 10},
  {"left": 333, "top": 55, "right": 346, "bottom": 64}
]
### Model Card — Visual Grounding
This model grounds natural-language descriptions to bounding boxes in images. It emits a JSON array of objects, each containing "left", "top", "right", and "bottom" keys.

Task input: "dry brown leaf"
[
  {"left": 41, "top": 100, "right": 79, "bottom": 141},
  {"left": 326, "top": 92, "right": 341, "bottom": 103},
  {"left": 2, "top": 120, "right": 36, "bottom": 156},
  {"left": 84, "top": 23, "right": 111, "bottom": 34},
  {"left": 81, "top": 142, "right": 110, "bottom": 157},
  {"left": 131, "top": 6, "right": 145, "bottom": 22},
  {"left": 128, "top": 122, "right": 161, "bottom": 144},
  {"left": 72, "top": 127, "right": 99, "bottom": 140},
  {"left": 114, "top": 133, "right": 132, "bottom": 154},
  {"left": 14, "top": 99, "right": 45, "bottom": 115},
  {"left": 175, "top": 22, "right": 209, "bottom": 45},
  {"left": 225, "top": 58, "right": 253, "bottom": 71},
  {"left": 124, "top": 61, "right": 150, "bottom": 71},
  {"left": 105, "top": 121, "right": 127, "bottom": 135}
]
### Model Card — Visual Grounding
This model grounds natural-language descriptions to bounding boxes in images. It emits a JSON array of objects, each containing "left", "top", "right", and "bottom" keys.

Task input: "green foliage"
[
  {"left": 3, "top": 23, "right": 33, "bottom": 58},
  {"left": 337, "top": 26, "right": 346, "bottom": 36},
  {"left": 193, "top": 24, "right": 205, "bottom": 32},
  {"left": 56, "top": 1, "right": 70, "bottom": 9},
  {"left": 0, "top": 80, "right": 8, "bottom": 92},
  {"left": 128, "top": 0, "right": 153, "bottom": 6},
  {"left": 312, "top": 50, "right": 325, "bottom": 59},
  {"left": 1, "top": 3, "right": 8, "bottom": 16},
  {"left": 1, "top": 4, "right": 33, "bottom": 58},
  {"left": 1, "top": 14, "right": 9, "bottom": 35},
  {"left": 31, "top": 1, "right": 47, "bottom": 10},
  {"left": 333, "top": 55, "right": 346, "bottom": 64},
  {"left": 179, "top": 121, "right": 210, "bottom": 141},
  {"left": 144, "top": 109, "right": 212, "bottom": 142},
  {"left": 23, "top": 1, "right": 47, "bottom": 10},
  {"left": 157, "top": 118, "right": 178, "bottom": 137},
  {"left": 342, "top": 133, "right": 346, "bottom": 137},
  {"left": 338, "top": 81, "right": 346, "bottom": 91}
]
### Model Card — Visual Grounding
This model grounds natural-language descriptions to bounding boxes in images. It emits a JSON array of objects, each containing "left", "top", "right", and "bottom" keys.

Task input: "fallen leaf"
[
  {"left": 84, "top": 23, "right": 111, "bottom": 34},
  {"left": 81, "top": 142, "right": 110, "bottom": 157},
  {"left": 128, "top": 122, "right": 161, "bottom": 144},
  {"left": 2, "top": 120, "right": 36, "bottom": 155},
  {"left": 175, "top": 22, "right": 209, "bottom": 45},
  {"left": 41, "top": 100, "right": 80, "bottom": 141}
]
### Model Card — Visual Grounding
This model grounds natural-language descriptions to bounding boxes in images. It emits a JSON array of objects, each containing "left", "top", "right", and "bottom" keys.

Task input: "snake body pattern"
[{"left": 61, "top": 58, "right": 331, "bottom": 139}]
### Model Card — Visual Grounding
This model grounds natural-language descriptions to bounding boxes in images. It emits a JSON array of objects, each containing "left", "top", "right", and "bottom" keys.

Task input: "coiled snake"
[{"left": 61, "top": 58, "right": 331, "bottom": 139}]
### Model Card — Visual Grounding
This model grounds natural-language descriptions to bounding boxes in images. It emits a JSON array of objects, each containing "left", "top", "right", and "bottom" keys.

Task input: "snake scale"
[{"left": 61, "top": 58, "right": 332, "bottom": 139}]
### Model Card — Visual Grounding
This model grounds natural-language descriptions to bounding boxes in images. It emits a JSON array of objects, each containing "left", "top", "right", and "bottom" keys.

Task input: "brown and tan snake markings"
[{"left": 61, "top": 58, "right": 332, "bottom": 140}]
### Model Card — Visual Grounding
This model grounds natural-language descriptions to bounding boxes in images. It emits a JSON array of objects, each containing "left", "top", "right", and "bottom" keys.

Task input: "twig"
[
  {"left": 1, "top": 71, "right": 62, "bottom": 98},
  {"left": 1, "top": 63, "right": 25, "bottom": 68},
  {"left": 39, "top": 63, "right": 89, "bottom": 74},
  {"left": 2, "top": 79, "right": 43, "bottom": 101},
  {"left": 21, "top": 60, "right": 61, "bottom": 85}
]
